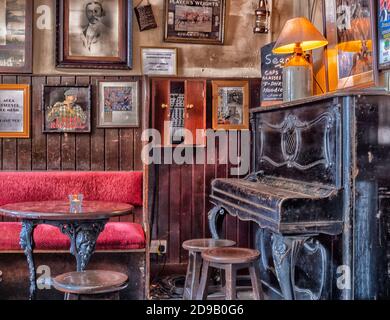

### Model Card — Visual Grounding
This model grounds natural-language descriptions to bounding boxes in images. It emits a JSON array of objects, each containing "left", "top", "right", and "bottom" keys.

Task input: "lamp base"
[{"left": 283, "top": 63, "right": 313, "bottom": 102}]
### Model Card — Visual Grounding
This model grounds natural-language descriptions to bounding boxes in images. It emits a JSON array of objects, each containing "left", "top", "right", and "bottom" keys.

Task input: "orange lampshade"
[{"left": 273, "top": 17, "right": 328, "bottom": 54}]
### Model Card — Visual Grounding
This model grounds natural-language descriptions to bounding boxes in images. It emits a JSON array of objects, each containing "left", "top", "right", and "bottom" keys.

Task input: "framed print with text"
[
  {"left": 324, "top": 0, "right": 376, "bottom": 91},
  {"left": 164, "top": 0, "right": 226, "bottom": 45},
  {"left": 212, "top": 80, "right": 249, "bottom": 130},
  {"left": 0, "top": 84, "right": 30, "bottom": 138},
  {"left": 98, "top": 81, "right": 140, "bottom": 128},
  {"left": 56, "top": 0, "right": 133, "bottom": 69},
  {"left": 141, "top": 47, "right": 178, "bottom": 76},
  {"left": 377, "top": 0, "right": 390, "bottom": 69},
  {"left": 0, "top": 0, "right": 33, "bottom": 73}
]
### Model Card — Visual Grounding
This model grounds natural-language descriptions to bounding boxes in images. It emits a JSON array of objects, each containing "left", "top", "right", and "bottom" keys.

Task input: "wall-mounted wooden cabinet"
[{"left": 152, "top": 78, "right": 206, "bottom": 146}]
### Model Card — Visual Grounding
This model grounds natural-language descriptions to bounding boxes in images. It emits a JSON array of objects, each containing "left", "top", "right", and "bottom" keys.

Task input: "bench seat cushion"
[{"left": 0, "top": 222, "right": 145, "bottom": 251}]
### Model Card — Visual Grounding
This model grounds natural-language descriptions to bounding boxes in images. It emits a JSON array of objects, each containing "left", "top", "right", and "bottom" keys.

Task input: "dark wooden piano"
[{"left": 209, "top": 90, "right": 390, "bottom": 300}]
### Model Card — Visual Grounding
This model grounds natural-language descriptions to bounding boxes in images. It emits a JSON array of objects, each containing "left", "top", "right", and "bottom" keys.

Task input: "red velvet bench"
[{"left": 0, "top": 172, "right": 146, "bottom": 300}]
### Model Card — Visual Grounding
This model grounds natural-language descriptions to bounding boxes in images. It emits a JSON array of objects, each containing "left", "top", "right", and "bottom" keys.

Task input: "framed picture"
[
  {"left": 0, "top": 0, "right": 33, "bottom": 73},
  {"left": 324, "top": 0, "right": 376, "bottom": 91},
  {"left": 56, "top": 0, "right": 133, "bottom": 69},
  {"left": 377, "top": 0, "right": 390, "bottom": 69},
  {"left": 98, "top": 81, "right": 140, "bottom": 128},
  {"left": 42, "top": 85, "right": 92, "bottom": 133},
  {"left": 212, "top": 81, "right": 249, "bottom": 130},
  {"left": 164, "top": 0, "right": 226, "bottom": 45},
  {"left": 141, "top": 47, "right": 178, "bottom": 76},
  {"left": 0, "top": 84, "right": 30, "bottom": 138}
]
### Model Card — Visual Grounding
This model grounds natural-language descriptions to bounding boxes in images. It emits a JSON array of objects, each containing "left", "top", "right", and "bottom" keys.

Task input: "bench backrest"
[{"left": 0, "top": 171, "right": 143, "bottom": 207}]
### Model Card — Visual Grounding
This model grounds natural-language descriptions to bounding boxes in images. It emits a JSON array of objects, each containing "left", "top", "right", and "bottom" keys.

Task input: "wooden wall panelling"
[
  {"left": 169, "top": 162, "right": 181, "bottom": 264},
  {"left": 60, "top": 76, "right": 76, "bottom": 170},
  {"left": 2, "top": 75, "right": 17, "bottom": 171},
  {"left": 180, "top": 162, "right": 192, "bottom": 263},
  {"left": 32, "top": 76, "right": 47, "bottom": 170},
  {"left": 104, "top": 76, "right": 120, "bottom": 171},
  {"left": 90, "top": 76, "right": 105, "bottom": 171},
  {"left": 17, "top": 76, "right": 32, "bottom": 171},
  {"left": 76, "top": 76, "right": 91, "bottom": 171},
  {"left": 46, "top": 77, "right": 62, "bottom": 170}
]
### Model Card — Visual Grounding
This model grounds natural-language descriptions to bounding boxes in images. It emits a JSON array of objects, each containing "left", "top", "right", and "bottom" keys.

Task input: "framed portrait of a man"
[
  {"left": 56, "top": 0, "right": 133, "bottom": 69},
  {"left": 0, "top": 0, "right": 33, "bottom": 73},
  {"left": 42, "top": 85, "right": 92, "bottom": 133}
]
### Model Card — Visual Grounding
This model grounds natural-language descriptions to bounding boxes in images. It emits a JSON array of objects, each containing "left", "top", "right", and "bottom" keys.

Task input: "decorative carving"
[
  {"left": 19, "top": 220, "right": 37, "bottom": 300},
  {"left": 258, "top": 108, "right": 339, "bottom": 170},
  {"left": 208, "top": 206, "right": 226, "bottom": 240},
  {"left": 60, "top": 221, "right": 107, "bottom": 271}
]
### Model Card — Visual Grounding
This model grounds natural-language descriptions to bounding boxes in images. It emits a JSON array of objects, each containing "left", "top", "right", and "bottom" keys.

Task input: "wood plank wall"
[
  {"left": 0, "top": 75, "right": 143, "bottom": 223},
  {"left": 152, "top": 79, "right": 261, "bottom": 266}
]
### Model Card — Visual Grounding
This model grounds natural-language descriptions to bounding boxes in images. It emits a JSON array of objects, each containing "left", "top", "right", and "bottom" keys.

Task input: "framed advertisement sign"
[
  {"left": 0, "top": 84, "right": 30, "bottom": 138},
  {"left": 164, "top": 0, "right": 226, "bottom": 45},
  {"left": 141, "top": 47, "right": 178, "bottom": 76},
  {"left": 324, "top": 0, "right": 376, "bottom": 91}
]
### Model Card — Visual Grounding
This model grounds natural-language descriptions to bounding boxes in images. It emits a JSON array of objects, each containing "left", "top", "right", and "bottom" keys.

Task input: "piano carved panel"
[{"left": 254, "top": 102, "right": 341, "bottom": 186}]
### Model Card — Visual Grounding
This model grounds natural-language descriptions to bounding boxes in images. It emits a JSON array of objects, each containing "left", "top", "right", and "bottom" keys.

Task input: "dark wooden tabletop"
[{"left": 0, "top": 201, "right": 134, "bottom": 221}]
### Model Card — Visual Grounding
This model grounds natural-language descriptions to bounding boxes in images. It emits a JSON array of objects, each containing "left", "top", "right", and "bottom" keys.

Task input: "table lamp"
[{"left": 273, "top": 17, "right": 328, "bottom": 102}]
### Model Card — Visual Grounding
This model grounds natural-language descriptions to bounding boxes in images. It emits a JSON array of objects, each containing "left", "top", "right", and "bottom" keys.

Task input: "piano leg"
[
  {"left": 208, "top": 206, "right": 226, "bottom": 239},
  {"left": 271, "top": 234, "right": 308, "bottom": 300}
]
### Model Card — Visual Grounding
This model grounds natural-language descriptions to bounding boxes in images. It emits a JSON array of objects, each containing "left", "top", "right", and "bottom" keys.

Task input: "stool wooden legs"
[
  {"left": 183, "top": 251, "right": 203, "bottom": 300},
  {"left": 197, "top": 262, "right": 263, "bottom": 301}
]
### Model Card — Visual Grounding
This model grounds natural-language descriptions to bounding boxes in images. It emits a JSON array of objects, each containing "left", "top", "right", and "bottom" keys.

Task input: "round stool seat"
[
  {"left": 183, "top": 239, "right": 236, "bottom": 252},
  {"left": 202, "top": 247, "right": 260, "bottom": 264},
  {"left": 52, "top": 270, "right": 128, "bottom": 295}
]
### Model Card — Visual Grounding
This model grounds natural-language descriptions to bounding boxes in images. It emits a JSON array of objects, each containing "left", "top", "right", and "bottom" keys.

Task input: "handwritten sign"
[
  {"left": 260, "top": 42, "right": 289, "bottom": 106},
  {"left": 0, "top": 90, "right": 24, "bottom": 133}
]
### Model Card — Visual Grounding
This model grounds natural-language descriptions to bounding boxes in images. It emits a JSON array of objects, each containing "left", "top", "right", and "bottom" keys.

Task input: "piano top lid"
[{"left": 252, "top": 88, "right": 390, "bottom": 114}]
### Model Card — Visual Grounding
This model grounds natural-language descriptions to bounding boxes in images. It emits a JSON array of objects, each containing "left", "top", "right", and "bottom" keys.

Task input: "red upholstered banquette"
[{"left": 0, "top": 172, "right": 145, "bottom": 252}]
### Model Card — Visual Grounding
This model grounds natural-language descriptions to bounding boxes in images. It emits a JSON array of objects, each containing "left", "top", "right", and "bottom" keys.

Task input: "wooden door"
[
  {"left": 184, "top": 80, "right": 206, "bottom": 145},
  {"left": 153, "top": 79, "right": 170, "bottom": 145}
]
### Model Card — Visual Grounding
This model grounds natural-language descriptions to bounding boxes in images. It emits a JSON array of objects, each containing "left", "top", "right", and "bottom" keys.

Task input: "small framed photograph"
[
  {"left": 42, "top": 85, "right": 92, "bottom": 133},
  {"left": 56, "top": 0, "right": 133, "bottom": 69},
  {"left": 164, "top": 0, "right": 226, "bottom": 45},
  {"left": 0, "top": 84, "right": 30, "bottom": 138},
  {"left": 212, "top": 80, "right": 249, "bottom": 130},
  {"left": 141, "top": 47, "right": 178, "bottom": 76},
  {"left": 377, "top": 0, "right": 390, "bottom": 70},
  {"left": 98, "top": 81, "right": 140, "bottom": 128},
  {"left": 0, "top": 0, "right": 33, "bottom": 73}
]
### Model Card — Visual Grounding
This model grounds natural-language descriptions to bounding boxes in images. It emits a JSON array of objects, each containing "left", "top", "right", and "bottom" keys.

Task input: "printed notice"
[
  {"left": 0, "top": 90, "right": 24, "bottom": 133},
  {"left": 142, "top": 48, "right": 177, "bottom": 76}
]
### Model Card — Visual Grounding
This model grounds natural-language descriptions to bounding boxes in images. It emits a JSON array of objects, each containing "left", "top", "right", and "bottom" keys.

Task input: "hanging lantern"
[{"left": 254, "top": 0, "right": 270, "bottom": 34}]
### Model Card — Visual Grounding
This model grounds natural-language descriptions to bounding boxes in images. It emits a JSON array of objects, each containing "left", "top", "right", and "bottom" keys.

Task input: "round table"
[{"left": 0, "top": 200, "right": 133, "bottom": 300}]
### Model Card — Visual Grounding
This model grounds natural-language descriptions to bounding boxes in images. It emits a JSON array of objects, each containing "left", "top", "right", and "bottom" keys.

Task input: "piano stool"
[
  {"left": 196, "top": 247, "right": 264, "bottom": 301},
  {"left": 52, "top": 270, "right": 129, "bottom": 300},
  {"left": 182, "top": 239, "right": 236, "bottom": 300}
]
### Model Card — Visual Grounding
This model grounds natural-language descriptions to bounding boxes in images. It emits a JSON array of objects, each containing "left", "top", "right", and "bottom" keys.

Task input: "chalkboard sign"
[{"left": 260, "top": 42, "right": 289, "bottom": 105}]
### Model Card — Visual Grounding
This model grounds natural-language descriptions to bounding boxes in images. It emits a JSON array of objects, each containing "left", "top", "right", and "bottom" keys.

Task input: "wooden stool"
[
  {"left": 197, "top": 247, "right": 264, "bottom": 300},
  {"left": 52, "top": 270, "right": 128, "bottom": 300},
  {"left": 182, "top": 239, "right": 236, "bottom": 300}
]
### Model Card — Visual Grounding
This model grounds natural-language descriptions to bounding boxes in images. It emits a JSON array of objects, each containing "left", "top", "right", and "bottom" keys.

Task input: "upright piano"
[{"left": 209, "top": 91, "right": 390, "bottom": 300}]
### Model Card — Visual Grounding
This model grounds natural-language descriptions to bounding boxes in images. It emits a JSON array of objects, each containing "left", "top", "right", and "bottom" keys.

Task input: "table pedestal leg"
[
  {"left": 19, "top": 220, "right": 37, "bottom": 300},
  {"left": 60, "top": 221, "right": 107, "bottom": 271}
]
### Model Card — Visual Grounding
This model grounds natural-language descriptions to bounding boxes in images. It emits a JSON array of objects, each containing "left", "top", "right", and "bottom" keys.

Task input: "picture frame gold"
[
  {"left": 212, "top": 80, "right": 249, "bottom": 131},
  {"left": 0, "top": 84, "right": 30, "bottom": 138},
  {"left": 140, "top": 47, "right": 178, "bottom": 76}
]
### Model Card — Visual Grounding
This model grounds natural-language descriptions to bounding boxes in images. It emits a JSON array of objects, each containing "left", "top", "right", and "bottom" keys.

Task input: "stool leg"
[
  {"left": 196, "top": 260, "right": 210, "bottom": 300},
  {"left": 189, "top": 252, "right": 202, "bottom": 300},
  {"left": 249, "top": 263, "right": 264, "bottom": 300},
  {"left": 225, "top": 265, "right": 237, "bottom": 300},
  {"left": 183, "top": 251, "right": 195, "bottom": 300}
]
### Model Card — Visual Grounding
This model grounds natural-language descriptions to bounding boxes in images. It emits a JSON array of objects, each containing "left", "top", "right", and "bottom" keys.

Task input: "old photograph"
[
  {"left": 43, "top": 86, "right": 91, "bottom": 133},
  {"left": 174, "top": 5, "right": 213, "bottom": 33},
  {"left": 68, "top": 0, "right": 119, "bottom": 57}
]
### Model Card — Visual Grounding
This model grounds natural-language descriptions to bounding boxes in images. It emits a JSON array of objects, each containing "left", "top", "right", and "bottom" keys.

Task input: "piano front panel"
[{"left": 253, "top": 99, "right": 342, "bottom": 187}]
